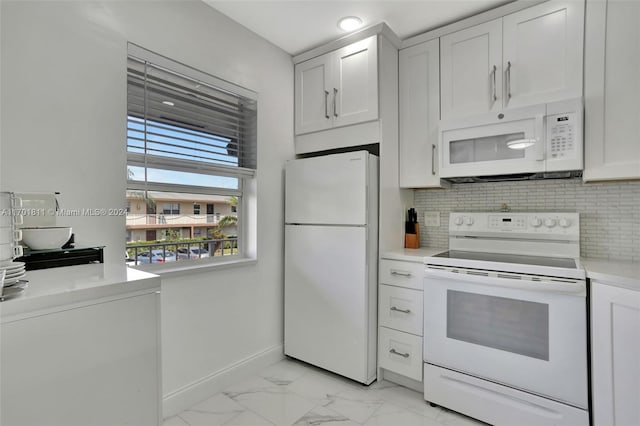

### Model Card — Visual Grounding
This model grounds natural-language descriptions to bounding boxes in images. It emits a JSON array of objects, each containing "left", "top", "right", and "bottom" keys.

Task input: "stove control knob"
[
  {"left": 454, "top": 217, "right": 464, "bottom": 226},
  {"left": 465, "top": 217, "right": 474, "bottom": 226},
  {"left": 544, "top": 218, "right": 557, "bottom": 228},
  {"left": 559, "top": 218, "right": 572, "bottom": 228},
  {"left": 530, "top": 218, "right": 542, "bottom": 228}
]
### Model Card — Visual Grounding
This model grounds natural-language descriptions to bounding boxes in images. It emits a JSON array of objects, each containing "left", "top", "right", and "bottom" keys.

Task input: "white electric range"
[{"left": 423, "top": 212, "right": 589, "bottom": 426}]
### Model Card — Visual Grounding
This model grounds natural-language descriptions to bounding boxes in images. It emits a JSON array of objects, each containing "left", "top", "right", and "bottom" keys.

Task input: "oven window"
[
  {"left": 446, "top": 290, "right": 549, "bottom": 361},
  {"left": 450, "top": 132, "right": 526, "bottom": 164}
]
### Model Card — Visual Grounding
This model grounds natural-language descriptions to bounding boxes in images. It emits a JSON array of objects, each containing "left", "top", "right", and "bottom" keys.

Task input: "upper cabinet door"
[
  {"left": 584, "top": 0, "right": 640, "bottom": 181},
  {"left": 502, "top": 0, "right": 584, "bottom": 109},
  {"left": 399, "top": 39, "right": 447, "bottom": 188},
  {"left": 294, "top": 54, "right": 332, "bottom": 135},
  {"left": 333, "top": 35, "right": 379, "bottom": 128},
  {"left": 440, "top": 19, "right": 503, "bottom": 120}
]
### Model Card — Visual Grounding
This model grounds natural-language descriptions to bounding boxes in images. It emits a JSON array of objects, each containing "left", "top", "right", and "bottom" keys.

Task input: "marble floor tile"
[
  {"left": 224, "top": 410, "right": 277, "bottom": 426},
  {"left": 364, "top": 402, "right": 443, "bottom": 426},
  {"left": 167, "top": 358, "right": 487, "bottom": 426},
  {"left": 293, "top": 406, "right": 360, "bottom": 426},
  {"left": 370, "top": 383, "right": 442, "bottom": 419},
  {"left": 225, "top": 381, "right": 316, "bottom": 425},
  {"left": 259, "top": 359, "right": 311, "bottom": 386},
  {"left": 170, "top": 393, "right": 247, "bottom": 426},
  {"left": 283, "top": 368, "right": 354, "bottom": 405},
  {"left": 177, "top": 409, "right": 241, "bottom": 426},
  {"left": 189, "top": 392, "right": 246, "bottom": 414},
  {"left": 320, "top": 388, "right": 386, "bottom": 423},
  {"left": 436, "top": 408, "right": 490, "bottom": 426},
  {"left": 162, "top": 415, "right": 189, "bottom": 426}
]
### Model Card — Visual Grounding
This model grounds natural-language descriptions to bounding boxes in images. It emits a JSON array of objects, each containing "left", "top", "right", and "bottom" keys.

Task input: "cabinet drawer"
[
  {"left": 379, "top": 327, "right": 423, "bottom": 381},
  {"left": 379, "top": 259, "right": 423, "bottom": 290},
  {"left": 379, "top": 284, "right": 423, "bottom": 336}
]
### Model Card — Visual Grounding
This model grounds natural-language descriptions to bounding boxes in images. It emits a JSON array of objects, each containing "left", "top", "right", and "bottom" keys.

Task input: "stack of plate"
[{"left": 1, "top": 260, "right": 26, "bottom": 286}]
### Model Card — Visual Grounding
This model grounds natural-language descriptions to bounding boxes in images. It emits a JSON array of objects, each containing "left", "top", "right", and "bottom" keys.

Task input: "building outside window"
[{"left": 126, "top": 44, "right": 256, "bottom": 266}]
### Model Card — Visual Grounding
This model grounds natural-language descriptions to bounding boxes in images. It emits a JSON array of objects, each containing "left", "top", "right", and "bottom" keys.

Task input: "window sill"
[{"left": 130, "top": 256, "right": 257, "bottom": 278}]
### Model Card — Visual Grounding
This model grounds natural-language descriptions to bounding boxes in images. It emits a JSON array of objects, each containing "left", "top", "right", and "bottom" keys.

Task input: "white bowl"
[{"left": 21, "top": 227, "right": 72, "bottom": 250}]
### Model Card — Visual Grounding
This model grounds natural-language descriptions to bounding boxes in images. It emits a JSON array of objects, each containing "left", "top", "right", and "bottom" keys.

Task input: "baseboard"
[
  {"left": 162, "top": 344, "right": 284, "bottom": 418},
  {"left": 380, "top": 367, "right": 423, "bottom": 393}
]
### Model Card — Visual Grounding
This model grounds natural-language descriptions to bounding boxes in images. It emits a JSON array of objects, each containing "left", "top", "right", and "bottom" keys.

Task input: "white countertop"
[
  {"left": 382, "top": 247, "right": 446, "bottom": 262},
  {"left": 1, "top": 264, "right": 160, "bottom": 321},
  {"left": 581, "top": 258, "right": 640, "bottom": 292}
]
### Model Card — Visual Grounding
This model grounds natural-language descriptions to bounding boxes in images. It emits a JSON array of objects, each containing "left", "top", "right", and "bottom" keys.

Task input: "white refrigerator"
[{"left": 284, "top": 151, "right": 378, "bottom": 385}]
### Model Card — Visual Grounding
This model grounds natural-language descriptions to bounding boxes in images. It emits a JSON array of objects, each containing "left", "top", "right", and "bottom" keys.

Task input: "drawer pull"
[
  {"left": 390, "top": 270, "right": 412, "bottom": 277},
  {"left": 390, "top": 306, "right": 411, "bottom": 314},
  {"left": 390, "top": 348, "right": 410, "bottom": 358}
]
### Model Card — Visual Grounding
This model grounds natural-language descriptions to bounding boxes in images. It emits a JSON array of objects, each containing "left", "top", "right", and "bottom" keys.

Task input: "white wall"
[{"left": 1, "top": 0, "right": 294, "bottom": 415}]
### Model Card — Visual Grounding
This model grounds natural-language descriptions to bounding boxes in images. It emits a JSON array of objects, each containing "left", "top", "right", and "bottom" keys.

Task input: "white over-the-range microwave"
[{"left": 439, "top": 98, "right": 583, "bottom": 181}]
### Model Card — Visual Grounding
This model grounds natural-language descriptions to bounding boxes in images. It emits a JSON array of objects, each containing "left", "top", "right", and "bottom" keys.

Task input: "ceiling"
[{"left": 204, "top": 0, "right": 513, "bottom": 56}]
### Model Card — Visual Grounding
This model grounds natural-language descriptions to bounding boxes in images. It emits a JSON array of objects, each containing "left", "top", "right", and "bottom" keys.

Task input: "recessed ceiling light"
[
  {"left": 338, "top": 16, "right": 363, "bottom": 32},
  {"left": 162, "top": 100, "right": 175, "bottom": 106}
]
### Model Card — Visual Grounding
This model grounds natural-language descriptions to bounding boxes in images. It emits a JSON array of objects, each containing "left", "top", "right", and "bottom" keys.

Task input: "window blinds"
[{"left": 126, "top": 50, "right": 257, "bottom": 194}]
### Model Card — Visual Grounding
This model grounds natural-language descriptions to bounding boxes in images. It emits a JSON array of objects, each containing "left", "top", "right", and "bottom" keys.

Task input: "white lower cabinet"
[
  {"left": 379, "top": 327, "right": 423, "bottom": 381},
  {"left": 379, "top": 258, "right": 424, "bottom": 290},
  {"left": 378, "top": 257, "right": 424, "bottom": 387},
  {"left": 1, "top": 290, "right": 161, "bottom": 426},
  {"left": 591, "top": 281, "right": 640, "bottom": 426},
  {"left": 379, "top": 284, "right": 423, "bottom": 336}
]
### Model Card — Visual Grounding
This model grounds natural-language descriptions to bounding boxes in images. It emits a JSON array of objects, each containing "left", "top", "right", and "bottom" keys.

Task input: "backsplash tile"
[{"left": 413, "top": 179, "right": 640, "bottom": 262}]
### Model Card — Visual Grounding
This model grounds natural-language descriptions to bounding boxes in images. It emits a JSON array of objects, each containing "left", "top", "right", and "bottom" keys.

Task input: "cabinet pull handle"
[
  {"left": 506, "top": 61, "right": 512, "bottom": 103},
  {"left": 431, "top": 144, "right": 436, "bottom": 175},
  {"left": 390, "top": 270, "right": 412, "bottom": 277},
  {"left": 333, "top": 88, "right": 338, "bottom": 117},
  {"left": 324, "top": 90, "right": 330, "bottom": 119},
  {"left": 491, "top": 65, "right": 497, "bottom": 103},
  {"left": 390, "top": 348, "right": 410, "bottom": 358},
  {"left": 390, "top": 306, "right": 411, "bottom": 314}
]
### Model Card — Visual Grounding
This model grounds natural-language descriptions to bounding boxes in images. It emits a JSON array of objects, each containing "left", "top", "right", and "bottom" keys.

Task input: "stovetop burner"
[{"left": 433, "top": 250, "right": 578, "bottom": 270}]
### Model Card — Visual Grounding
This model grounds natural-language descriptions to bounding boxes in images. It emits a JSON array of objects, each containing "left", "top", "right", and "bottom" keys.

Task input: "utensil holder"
[{"left": 404, "top": 223, "right": 420, "bottom": 249}]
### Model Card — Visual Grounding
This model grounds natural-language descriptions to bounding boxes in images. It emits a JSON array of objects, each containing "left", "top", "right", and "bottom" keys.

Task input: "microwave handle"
[{"left": 535, "top": 115, "right": 545, "bottom": 161}]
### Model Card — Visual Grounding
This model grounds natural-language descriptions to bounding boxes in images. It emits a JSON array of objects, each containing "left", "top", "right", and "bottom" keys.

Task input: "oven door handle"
[{"left": 424, "top": 268, "right": 586, "bottom": 295}]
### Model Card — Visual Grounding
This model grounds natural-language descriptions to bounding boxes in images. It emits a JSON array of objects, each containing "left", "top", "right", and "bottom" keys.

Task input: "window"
[
  {"left": 126, "top": 44, "right": 257, "bottom": 266},
  {"left": 162, "top": 203, "right": 180, "bottom": 215}
]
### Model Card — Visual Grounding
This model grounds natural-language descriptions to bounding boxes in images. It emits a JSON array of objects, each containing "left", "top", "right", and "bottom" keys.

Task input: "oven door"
[{"left": 423, "top": 267, "right": 588, "bottom": 409}]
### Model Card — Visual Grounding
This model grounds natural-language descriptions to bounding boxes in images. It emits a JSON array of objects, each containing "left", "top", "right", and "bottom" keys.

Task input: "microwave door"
[{"left": 440, "top": 118, "right": 544, "bottom": 178}]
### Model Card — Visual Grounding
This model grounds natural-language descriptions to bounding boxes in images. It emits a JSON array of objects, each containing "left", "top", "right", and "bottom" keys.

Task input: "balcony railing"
[
  {"left": 126, "top": 237, "right": 238, "bottom": 264},
  {"left": 126, "top": 213, "right": 228, "bottom": 226}
]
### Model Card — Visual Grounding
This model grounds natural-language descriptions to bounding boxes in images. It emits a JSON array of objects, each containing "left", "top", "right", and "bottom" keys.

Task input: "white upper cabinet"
[
  {"left": 584, "top": 0, "right": 640, "bottom": 181},
  {"left": 295, "top": 54, "right": 332, "bottom": 135},
  {"left": 502, "top": 0, "right": 584, "bottom": 109},
  {"left": 333, "top": 38, "right": 379, "bottom": 128},
  {"left": 399, "top": 39, "right": 448, "bottom": 188},
  {"left": 440, "top": 19, "right": 503, "bottom": 119},
  {"left": 440, "top": 0, "right": 584, "bottom": 120},
  {"left": 294, "top": 35, "right": 378, "bottom": 135}
]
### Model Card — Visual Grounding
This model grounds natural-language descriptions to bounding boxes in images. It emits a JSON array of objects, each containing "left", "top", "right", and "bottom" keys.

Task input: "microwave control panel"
[{"left": 547, "top": 112, "right": 578, "bottom": 159}]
